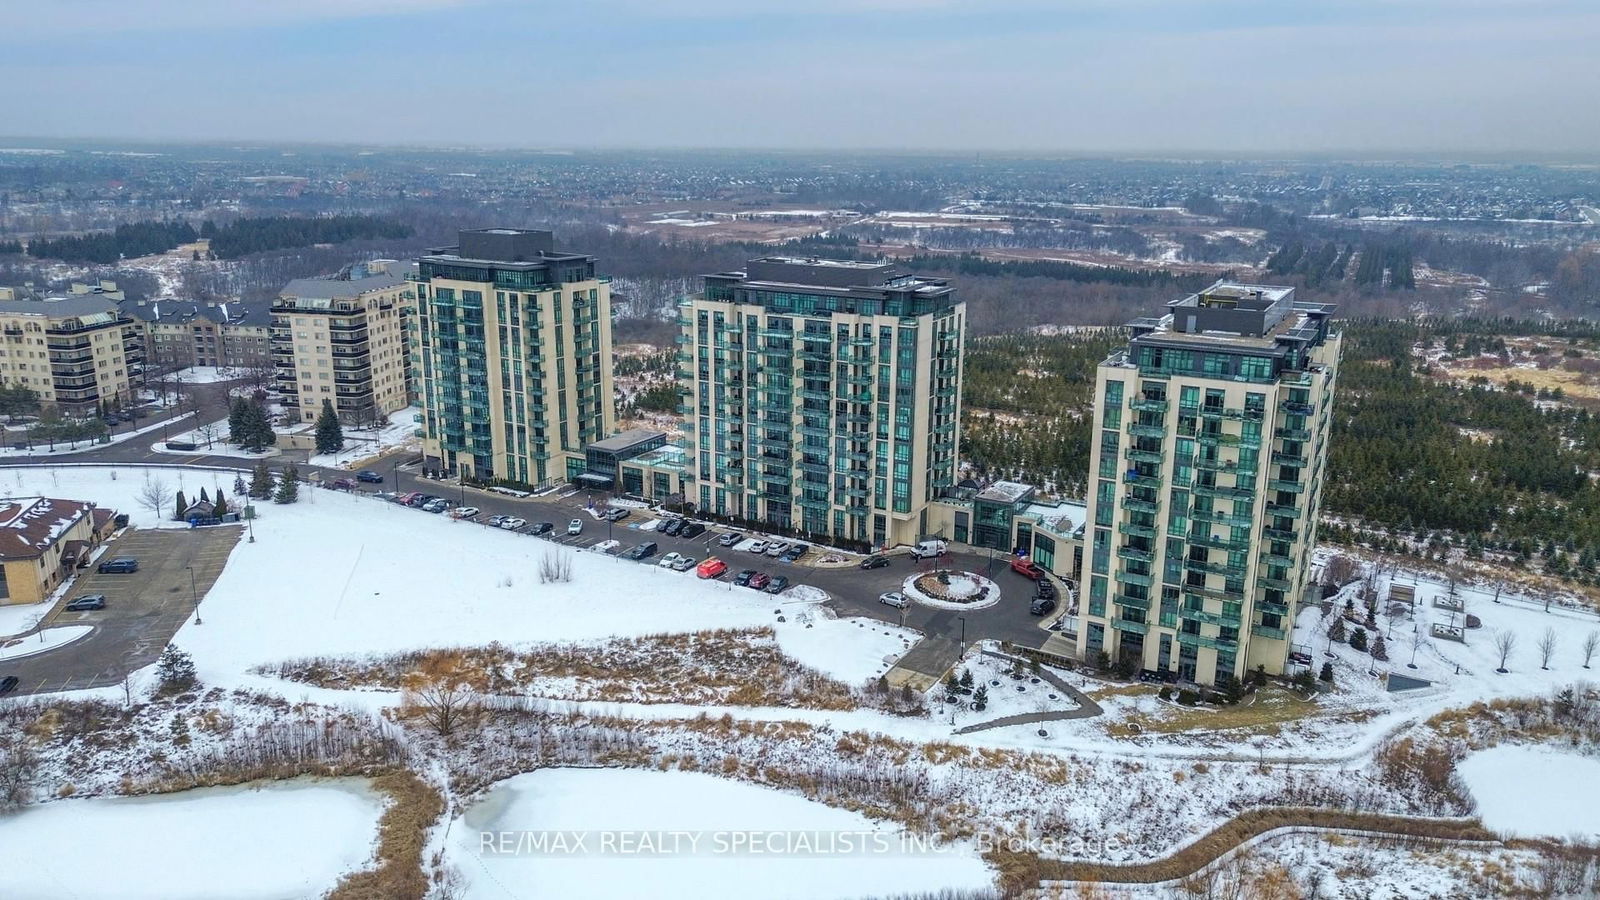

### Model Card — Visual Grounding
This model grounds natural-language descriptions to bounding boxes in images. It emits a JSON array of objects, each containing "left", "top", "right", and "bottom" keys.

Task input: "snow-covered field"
[
  {"left": 308, "top": 406, "right": 421, "bottom": 469},
  {"left": 0, "top": 779, "right": 383, "bottom": 900},
  {"left": 448, "top": 768, "right": 992, "bottom": 900},
  {"left": 1458, "top": 745, "right": 1600, "bottom": 838},
  {"left": 0, "top": 625, "right": 90, "bottom": 659}
]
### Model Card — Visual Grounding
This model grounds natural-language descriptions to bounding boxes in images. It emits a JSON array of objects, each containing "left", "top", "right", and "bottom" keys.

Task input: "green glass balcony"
[
  {"left": 1257, "top": 600, "right": 1290, "bottom": 617},
  {"left": 1123, "top": 496, "right": 1158, "bottom": 514},
  {"left": 1113, "top": 593, "right": 1152, "bottom": 610},
  {"left": 1259, "top": 550, "right": 1295, "bottom": 568},
  {"left": 1176, "top": 631, "right": 1234, "bottom": 651},
  {"left": 797, "top": 423, "right": 831, "bottom": 438},
  {"left": 1185, "top": 583, "right": 1245, "bottom": 603},
  {"left": 1250, "top": 624, "right": 1288, "bottom": 641},
  {"left": 1191, "top": 509, "right": 1253, "bottom": 529},
  {"left": 1268, "top": 479, "right": 1306, "bottom": 493},
  {"left": 1194, "top": 456, "right": 1242, "bottom": 473},
  {"left": 1190, "top": 532, "right": 1249, "bottom": 552},
  {"left": 1257, "top": 575, "right": 1294, "bottom": 592},
  {"left": 1115, "top": 569, "right": 1154, "bottom": 588},
  {"left": 1130, "top": 397, "right": 1167, "bottom": 413},
  {"left": 1130, "top": 423, "right": 1166, "bottom": 439},
  {"left": 1198, "top": 405, "right": 1246, "bottom": 420},
  {"left": 1112, "top": 618, "right": 1149, "bottom": 634},
  {"left": 1118, "top": 522, "right": 1158, "bottom": 539},
  {"left": 1264, "top": 526, "right": 1297, "bottom": 543},
  {"left": 1116, "top": 545, "right": 1154, "bottom": 563},
  {"left": 1271, "top": 452, "right": 1307, "bottom": 468},
  {"left": 1275, "top": 427, "right": 1311, "bottom": 441},
  {"left": 1184, "top": 558, "right": 1241, "bottom": 578},
  {"left": 1198, "top": 432, "right": 1242, "bottom": 447},
  {"left": 1124, "top": 447, "right": 1164, "bottom": 465},
  {"left": 1193, "top": 483, "right": 1254, "bottom": 502},
  {"left": 1264, "top": 502, "right": 1300, "bottom": 519}
]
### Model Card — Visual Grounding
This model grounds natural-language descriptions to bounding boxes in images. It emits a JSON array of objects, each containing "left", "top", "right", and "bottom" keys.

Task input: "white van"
[{"left": 910, "top": 539, "right": 948, "bottom": 559}]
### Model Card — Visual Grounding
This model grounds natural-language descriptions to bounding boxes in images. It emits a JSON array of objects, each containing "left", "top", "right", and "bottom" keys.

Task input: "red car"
[
  {"left": 1010, "top": 557, "right": 1046, "bottom": 580},
  {"left": 747, "top": 572, "right": 771, "bottom": 590},
  {"left": 696, "top": 558, "right": 728, "bottom": 579}
]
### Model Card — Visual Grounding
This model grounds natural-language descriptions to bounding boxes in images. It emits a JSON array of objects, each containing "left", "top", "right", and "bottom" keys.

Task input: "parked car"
[
  {"left": 732, "top": 569, "right": 757, "bottom": 586},
  {"left": 487, "top": 514, "right": 507, "bottom": 527},
  {"left": 680, "top": 521, "right": 706, "bottom": 538},
  {"left": 716, "top": 532, "right": 743, "bottom": 548},
  {"left": 764, "top": 541, "right": 790, "bottom": 558},
  {"left": 500, "top": 517, "right": 527, "bottom": 531},
  {"left": 1030, "top": 596, "right": 1058, "bottom": 616},
  {"left": 605, "top": 508, "right": 631, "bottom": 522},
  {"left": 0, "top": 675, "right": 17, "bottom": 695},
  {"left": 747, "top": 572, "right": 771, "bottom": 590},
  {"left": 763, "top": 575, "right": 790, "bottom": 594},
  {"left": 97, "top": 557, "right": 139, "bottom": 574},
  {"left": 1010, "top": 557, "right": 1046, "bottom": 580},
  {"left": 449, "top": 506, "right": 480, "bottom": 519},
  {"left": 65, "top": 594, "right": 107, "bottom": 611},
  {"left": 356, "top": 470, "right": 384, "bottom": 483},
  {"left": 780, "top": 543, "right": 808, "bottom": 563},
  {"left": 530, "top": 522, "right": 555, "bottom": 535},
  {"left": 660, "top": 518, "right": 685, "bottom": 537},
  {"left": 622, "top": 541, "right": 658, "bottom": 561},
  {"left": 592, "top": 539, "right": 622, "bottom": 554},
  {"left": 911, "top": 539, "right": 948, "bottom": 560},
  {"left": 670, "top": 555, "right": 697, "bottom": 572},
  {"left": 860, "top": 554, "right": 890, "bottom": 570},
  {"left": 696, "top": 558, "right": 728, "bottom": 579},
  {"left": 1035, "top": 579, "right": 1058, "bottom": 601},
  {"left": 397, "top": 492, "right": 424, "bottom": 506},
  {"left": 567, "top": 519, "right": 583, "bottom": 536},
  {"left": 658, "top": 552, "right": 687, "bottom": 569},
  {"left": 746, "top": 540, "right": 769, "bottom": 555},
  {"left": 878, "top": 591, "right": 909, "bottom": 608},
  {"left": 331, "top": 478, "right": 357, "bottom": 491},
  {"left": 164, "top": 440, "right": 198, "bottom": 452},
  {"left": 423, "top": 499, "right": 449, "bottom": 513}
]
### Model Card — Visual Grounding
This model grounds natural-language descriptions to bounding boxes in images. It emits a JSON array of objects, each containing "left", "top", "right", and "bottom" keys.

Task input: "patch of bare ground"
[{"left": 260, "top": 627, "right": 926, "bottom": 715}]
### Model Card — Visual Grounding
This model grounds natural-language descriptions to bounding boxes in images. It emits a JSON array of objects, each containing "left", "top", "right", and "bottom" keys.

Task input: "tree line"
[
  {"left": 201, "top": 215, "right": 412, "bottom": 259},
  {"left": 25, "top": 220, "right": 198, "bottom": 263}
]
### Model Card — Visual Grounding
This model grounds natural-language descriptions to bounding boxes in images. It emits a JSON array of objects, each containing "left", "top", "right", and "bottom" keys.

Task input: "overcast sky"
[{"left": 6, "top": 0, "right": 1597, "bottom": 155}]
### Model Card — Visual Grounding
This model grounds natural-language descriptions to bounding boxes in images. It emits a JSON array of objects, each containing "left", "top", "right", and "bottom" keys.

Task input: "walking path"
[{"left": 951, "top": 649, "right": 1105, "bottom": 733}]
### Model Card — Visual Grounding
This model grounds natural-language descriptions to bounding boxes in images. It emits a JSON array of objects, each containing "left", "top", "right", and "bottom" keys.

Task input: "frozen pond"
[
  {"left": 450, "top": 767, "right": 994, "bottom": 899},
  {"left": 0, "top": 778, "right": 383, "bottom": 899},
  {"left": 1457, "top": 745, "right": 1600, "bottom": 838}
]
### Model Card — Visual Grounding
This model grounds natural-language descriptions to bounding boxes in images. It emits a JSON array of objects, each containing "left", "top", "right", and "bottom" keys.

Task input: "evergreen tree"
[
  {"left": 249, "top": 460, "right": 273, "bottom": 499},
  {"left": 173, "top": 490, "right": 188, "bottom": 522},
  {"left": 1293, "top": 669, "right": 1316, "bottom": 692},
  {"left": 156, "top": 644, "right": 197, "bottom": 690},
  {"left": 275, "top": 464, "right": 299, "bottom": 504},
  {"left": 233, "top": 474, "right": 246, "bottom": 495},
  {"left": 1329, "top": 617, "right": 1347, "bottom": 643},
  {"left": 958, "top": 668, "right": 973, "bottom": 689},
  {"left": 1349, "top": 628, "right": 1369, "bottom": 652},
  {"left": 228, "top": 396, "right": 248, "bottom": 445},
  {"left": 973, "top": 685, "right": 988, "bottom": 711},
  {"left": 1371, "top": 635, "right": 1389, "bottom": 661},
  {"left": 199, "top": 487, "right": 210, "bottom": 505},
  {"left": 315, "top": 399, "right": 344, "bottom": 455},
  {"left": 239, "top": 400, "right": 275, "bottom": 452},
  {"left": 1319, "top": 662, "right": 1335, "bottom": 684},
  {"left": 213, "top": 493, "right": 228, "bottom": 517}
]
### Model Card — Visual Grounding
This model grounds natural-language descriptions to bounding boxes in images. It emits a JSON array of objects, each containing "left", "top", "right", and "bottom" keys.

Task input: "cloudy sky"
[{"left": 6, "top": 0, "right": 1596, "bottom": 154}]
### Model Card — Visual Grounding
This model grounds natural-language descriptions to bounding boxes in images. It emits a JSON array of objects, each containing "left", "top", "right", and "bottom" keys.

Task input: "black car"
[
  {"left": 763, "top": 575, "right": 791, "bottom": 594},
  {"left": 732, "top": 568, "right": 757, "bottom": 586},
  {"left": 860, "top": 555, "right": 890, "bottom": 570},
  {"left": 0, "top": 675, "right": 17, "bottom": 695},
  {"left": 660, "top": 518, "right": 685, "bottom": 537},
  {"left": 530, "top": 522, "right": 555, "bottom": 535},
  {"left": 780, "top": 543, "right": 808, "bottom": 563},
  {"left": 1035, "top": 579, "right": 1057, "bottom": 601},
  {"left": 97, "top": 557, "right": 139, "bottom": 574},
  {"left": 622, "top": 541, "right": 658, "bottom": 561},
  {"left": 1029, "top": 596, "right": 1058, "bottom": 616},
  {"left": 679, "top": 521, "right": 706, "bottom": 538},
  {"left": 356, "top": 470, "right": 384, "bottom": 483},
  {"left": 65, "top": 594, "right": 107, "bottom": 611}
]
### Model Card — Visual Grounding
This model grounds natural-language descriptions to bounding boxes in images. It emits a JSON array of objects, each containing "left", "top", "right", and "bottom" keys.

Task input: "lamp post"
[
  {"left": 186, "top": 565, "right": 201, "bottom": 625},
  {"left": 958, "top": 615, "right": 967, "bottom": 655}
]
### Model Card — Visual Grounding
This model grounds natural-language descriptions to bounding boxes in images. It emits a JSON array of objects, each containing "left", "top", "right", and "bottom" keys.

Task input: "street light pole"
[
  {"left": 958, "top": 615, "right": 967, "bottom": 655},
  {"left": 186, "top": 565, "right": 201, "bottom": 625}
]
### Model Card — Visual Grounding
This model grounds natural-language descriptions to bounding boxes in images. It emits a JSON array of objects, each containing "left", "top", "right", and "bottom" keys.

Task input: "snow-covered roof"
[{"left": 0, "top": 496, "right": 93, "bottom": 560}]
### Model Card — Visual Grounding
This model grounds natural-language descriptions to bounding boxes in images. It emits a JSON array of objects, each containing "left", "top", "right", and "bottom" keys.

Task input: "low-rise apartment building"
[
  {"left": 273, "top": 264, "right": 413, "bottom": 424},
  {"left": 0, "top": 296, "right": 136, "bottom": 416},
  {"left": 119, "top": 298, "right": 274, "bottom": 372}
]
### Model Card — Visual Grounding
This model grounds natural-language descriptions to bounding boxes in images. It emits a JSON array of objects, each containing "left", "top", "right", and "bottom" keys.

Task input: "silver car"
[{"left": 878, "top": 591, "right": 910, "bottom": 609}]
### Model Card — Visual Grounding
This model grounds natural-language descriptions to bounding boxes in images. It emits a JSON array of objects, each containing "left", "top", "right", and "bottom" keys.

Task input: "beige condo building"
[
  {"left": 0, "top": 296, "right": 135, "bottom": 416},
  {"left": 411, "top": 229, "right": 615, "bottom": 485},
  {"left": 273, "top": 263, "right": 412, "bottom": 424},
  {"left": 1077, "top": 281, "right": 1341, "bottom": 686}
]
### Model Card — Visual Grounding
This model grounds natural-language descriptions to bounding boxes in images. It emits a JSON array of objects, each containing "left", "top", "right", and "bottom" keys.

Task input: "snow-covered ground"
[
  {"left": 1458, "top": 745, "right": 1600, "bottom": 838},
  {"left": 0, "top": 600, "right": 49, "bottom": 637},
  {"left": 0, "top": 779, "right": 384, "bottom": 900},
  {"left": 0, "top": 411, "right": 195, "bottom": 458},
  {"left": 932, "top": 646, "right": 1080, "bottom": 728},
  {"left": 0, "top": 625, "right": 91, "bottom": 659},
  {"left": 152, "top": 416, "right": 278, "bottom": 459},
  {"left": 170, "top": 366, "right": 247, "bottom": 385},
  {"left": 448, "top": 768, "right": 992, "bottom": 900}
]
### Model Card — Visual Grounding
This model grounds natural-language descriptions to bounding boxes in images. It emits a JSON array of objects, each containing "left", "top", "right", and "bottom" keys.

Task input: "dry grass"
[
  {"left": 326, "top": 770, "right": 445, "bottom": 900},
  {"left": 1102, "top": 686, "right": 1322, "bottom": 737}
]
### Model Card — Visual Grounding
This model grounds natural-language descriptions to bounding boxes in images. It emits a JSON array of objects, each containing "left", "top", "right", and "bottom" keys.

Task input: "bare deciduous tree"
[
  {"left": 400, "top": 651, "right": 481, "bottom": 738},
  {"left": 196, "top": 420, "right": 220, "bottom": 449},
  {"left": 136, "top": 474, "right": 172, "bottom": 519},
  {"left": 0, "top": 733, "right": 38, "bottom": 810},
  {"left": 1494, "top": 629, "right": 1518, "bottom": 673},
  {"left": 1582, "top": 631, "right": 1599, "bottom": 670},
  {"left": 1323, "top": 555, "right": 1358, "bottom": 588},
  {"left": 538, "top": 548, "right": 574, "bottom": 584},
  {"left": 1538, "top": 627, "right": 1558, "bottom": 670}
]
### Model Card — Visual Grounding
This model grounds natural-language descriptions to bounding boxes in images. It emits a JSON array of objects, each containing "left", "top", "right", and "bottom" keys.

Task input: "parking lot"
[{"left": 4, "top": 526, "right": 243, "bottom": 696}]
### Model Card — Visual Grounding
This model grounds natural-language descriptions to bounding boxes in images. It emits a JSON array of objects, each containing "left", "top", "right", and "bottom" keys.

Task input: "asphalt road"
[
  {"left": 0, "top": 374, "right": 1071, "bottom": 690},
  {"left": 5, "top": 526, "right": 241, "bottom": 695}
]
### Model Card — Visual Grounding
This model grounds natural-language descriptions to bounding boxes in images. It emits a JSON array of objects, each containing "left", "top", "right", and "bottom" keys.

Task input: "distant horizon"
[{"left": 0, "top": 135, "right": 1596, "bottom": 167}]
